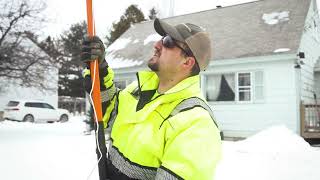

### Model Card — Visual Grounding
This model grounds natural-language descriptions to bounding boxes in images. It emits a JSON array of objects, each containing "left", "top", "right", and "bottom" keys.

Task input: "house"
[
  {"left": 104, "top": 0, "right": 320, "bottom": 138},
  {"left": 0, "top": 37, "right": 59, "bottom": 113}
]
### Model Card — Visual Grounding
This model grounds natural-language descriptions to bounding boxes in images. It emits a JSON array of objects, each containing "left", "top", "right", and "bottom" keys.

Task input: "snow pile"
[
  {"left": 215, "top": 125, "right": 320, "bottom": 180},
  {"left": 236, "top": 125, "right": 311, "bottom": 153},
  {"left": 1, "top": 120, "right": 320, "bottom": 180}
]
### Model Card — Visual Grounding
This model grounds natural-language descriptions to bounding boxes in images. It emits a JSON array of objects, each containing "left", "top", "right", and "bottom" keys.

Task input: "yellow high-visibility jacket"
[{"left": 84, "top": 68, "right": 222, "bottom": 180}]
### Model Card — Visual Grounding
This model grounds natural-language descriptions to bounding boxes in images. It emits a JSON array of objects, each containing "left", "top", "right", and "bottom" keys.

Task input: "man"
[{"left": 81, "top": 18, "right": 222, "bottom": 180}]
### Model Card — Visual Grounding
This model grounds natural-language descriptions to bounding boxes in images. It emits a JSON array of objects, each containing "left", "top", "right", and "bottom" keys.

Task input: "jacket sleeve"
[
  {"left": 82, "top": 65, "right": 119, "bottom": 128},
  {"left": 155, "top": 107, "right": 222, "bottom": 180}
]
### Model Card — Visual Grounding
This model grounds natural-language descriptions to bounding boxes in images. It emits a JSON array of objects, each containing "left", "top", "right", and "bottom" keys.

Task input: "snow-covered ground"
[{"left": 1, "top": 116, "right": 320, "bottom": 180}]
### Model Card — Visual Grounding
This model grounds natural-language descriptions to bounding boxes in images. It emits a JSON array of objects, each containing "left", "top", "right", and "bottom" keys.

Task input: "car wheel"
[
  {"left": 23, "top": 114, "right": 34, "bottom": 122},
  {"left": 59, "top": 114, "right": 68, "bottom": 122}
]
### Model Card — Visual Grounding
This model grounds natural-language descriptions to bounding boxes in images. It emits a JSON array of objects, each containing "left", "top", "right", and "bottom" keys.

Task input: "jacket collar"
[
  {"left": 136, "top": 71, "right": 200, "bottom": 94},
  {"left": 135, "top": 71, "right": 201, "bottom": 112}
]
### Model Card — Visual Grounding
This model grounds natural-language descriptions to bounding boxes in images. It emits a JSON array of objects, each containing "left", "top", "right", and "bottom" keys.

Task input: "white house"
[
  {"left": 104, "top": 0, "right": 320, "bottom": 138},
  {"left": 0, "top": 38, "right": 58, "bottom": 112}
]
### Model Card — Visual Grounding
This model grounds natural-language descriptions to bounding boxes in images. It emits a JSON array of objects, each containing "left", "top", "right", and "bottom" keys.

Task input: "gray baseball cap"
[{"left": 154, "top": 18, "right": 212, "bottom": 71}]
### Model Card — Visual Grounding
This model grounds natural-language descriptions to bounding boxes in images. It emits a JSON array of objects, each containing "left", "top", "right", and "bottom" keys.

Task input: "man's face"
[{"left": 148, "top": 36, "right": 186, "bottom": 75}]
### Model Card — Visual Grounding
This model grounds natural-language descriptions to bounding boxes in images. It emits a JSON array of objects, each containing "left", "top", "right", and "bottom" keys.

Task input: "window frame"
[{"left": 236, "top": 72, "right": 253, "bottom": 103}]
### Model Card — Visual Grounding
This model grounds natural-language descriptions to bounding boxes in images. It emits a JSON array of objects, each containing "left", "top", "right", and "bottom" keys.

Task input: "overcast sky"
[
  {"left": 41, "top": 0, "right": 156, "bottom": 38},
  {"left": 40, "top": 0, "right": 320, "bottom": 40}
]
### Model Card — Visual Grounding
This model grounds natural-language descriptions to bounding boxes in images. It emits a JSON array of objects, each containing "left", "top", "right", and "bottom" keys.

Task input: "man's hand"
[{"left": 81, "top": 35, "right": 106, "bottom": 67}]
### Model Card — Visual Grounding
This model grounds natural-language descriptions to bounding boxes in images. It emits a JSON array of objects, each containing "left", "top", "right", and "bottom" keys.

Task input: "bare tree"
[
  {"left": 0, "top": 0, "right": 54, "bottom": 92},
  {"left": 28, "top": 21, "right": 88, "bottom": 97}
]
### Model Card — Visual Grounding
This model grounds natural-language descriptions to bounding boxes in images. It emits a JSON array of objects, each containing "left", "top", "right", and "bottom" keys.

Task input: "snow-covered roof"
[{"left": 105, "top": 0, "right": 311, "bottom": 69}]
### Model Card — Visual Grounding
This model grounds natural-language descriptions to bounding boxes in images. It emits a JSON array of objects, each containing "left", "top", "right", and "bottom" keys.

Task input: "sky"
[
  {"left": 41, "top": 0, "right": 157, "bottom": 38},
  {"left": 39, "top": 0, "right": 320, "bottom": 40},
  {"left": 1, "top": 117, "right": 320, "bottom": 180},
  {"left": 40, "top": 0, "right": 258, "bottom": 39}
]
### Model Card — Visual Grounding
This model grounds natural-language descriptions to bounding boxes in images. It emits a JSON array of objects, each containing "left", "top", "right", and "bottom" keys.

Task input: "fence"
[{"left": 58, "top": 96, "right": 86, "bottom": 115}]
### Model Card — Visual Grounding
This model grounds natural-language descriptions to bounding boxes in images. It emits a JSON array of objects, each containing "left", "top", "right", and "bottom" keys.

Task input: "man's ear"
[{"left": 182, "top": 57, "right": 196, "bottom": 70}]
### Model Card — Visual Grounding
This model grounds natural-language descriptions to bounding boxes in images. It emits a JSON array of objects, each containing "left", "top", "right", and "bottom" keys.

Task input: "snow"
[
  {"left": 0, "top": 116, "right": 99, "bottom": 180},
  {"left": 105, "top": 53, "right": 144, "bottom": 69},
  {"left": 215, "top": 126, "right": 320, "bottom": 180},
  {"left": 262, "top": 11, "right": 290, "bottom": 25},
  {"left": 1, "top": 118, "right": 320, "bottom": 180},
  {"left": 106, "top": 38, "right": 132, "bottom": 52},
  {"left": 273, "top": 48, "right": 291, "bottom": 53},
  {"left": 236, "top": 126, "right": 311, "bottom": 153},
  {"left": 133, "top": 39, "right": 140, "bottom": 44},
  {"left": 144, "top": 33, "right": 162, "bottom": 45},
  {"left": 67, "top": 74, "right": 79, "bottom": 80}
]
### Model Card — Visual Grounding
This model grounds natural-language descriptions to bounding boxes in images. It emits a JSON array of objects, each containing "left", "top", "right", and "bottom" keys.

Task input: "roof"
[{"left": 105, "top": 0, "right": 311, "bottom": 69}]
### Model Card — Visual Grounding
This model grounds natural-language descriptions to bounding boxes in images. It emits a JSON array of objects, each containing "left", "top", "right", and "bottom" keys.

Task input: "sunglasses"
[{"left": 161, "top": 35, "right": 194, "bottom": 57}]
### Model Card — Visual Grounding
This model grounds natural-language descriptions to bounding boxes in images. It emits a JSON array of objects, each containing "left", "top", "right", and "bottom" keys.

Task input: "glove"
[{"left": 81, "top": 35, "right": 107, "bottom": 68}]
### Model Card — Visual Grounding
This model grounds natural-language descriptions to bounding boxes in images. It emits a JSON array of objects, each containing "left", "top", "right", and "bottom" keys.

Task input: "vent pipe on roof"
[{"left": 216, "top": 0, "right": 222, "bottom": 8}]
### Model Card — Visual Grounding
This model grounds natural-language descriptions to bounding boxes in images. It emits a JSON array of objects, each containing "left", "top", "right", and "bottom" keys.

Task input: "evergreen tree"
[
  {"left": 106, "top": 5, "right": 145, "bottom": 46},
  {"left": 58, "top": 21, "right": 88, "bottom": 97},
  {"left": 148, "top": 7, "right": 158, "bottom": 20}
]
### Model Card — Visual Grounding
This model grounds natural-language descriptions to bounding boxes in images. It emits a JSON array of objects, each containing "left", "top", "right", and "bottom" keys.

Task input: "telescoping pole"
[{"left": 85, "top": 0, "right": 107, "bottom": 179}]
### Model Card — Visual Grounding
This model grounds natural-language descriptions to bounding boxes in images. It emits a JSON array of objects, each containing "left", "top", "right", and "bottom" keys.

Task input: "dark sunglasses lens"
[{"left": 162, "top": 36, "right": 175, "bottom": 48}]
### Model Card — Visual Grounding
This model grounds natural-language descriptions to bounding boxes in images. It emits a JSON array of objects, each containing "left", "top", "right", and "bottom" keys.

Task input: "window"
[
  {"left": 237, "top": 73, "right": 251, "bottom": 101},
  {"left": 7, "top": 101, "right": 19, "bottom": 107},
  {"left": 114, "top": 81, "right": 126, "bottom": 90},
  {"left": 114, "top": 79, "right": 134, "bottom": 89},
  {"left": 42, "top": 103, "right": 55, "bottom": 109},
  {"left": 206, "top": 74, "right": 235, "bottom": 101},
  {"left": 25, "top": 102, "right": 43, "bottom": 108},
  {"left": 206, "top": 71, "right": 264, "bottom": 102}
]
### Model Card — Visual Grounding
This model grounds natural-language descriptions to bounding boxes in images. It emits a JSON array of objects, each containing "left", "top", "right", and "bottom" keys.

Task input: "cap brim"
[{"left": 154, "top": 18, "right": 184, "bottom": 42}]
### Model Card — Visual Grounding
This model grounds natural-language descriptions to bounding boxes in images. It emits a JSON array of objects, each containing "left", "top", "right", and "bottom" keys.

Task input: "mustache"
[{"left": 154, "top": 47, "right": 161, "bottom": 55}]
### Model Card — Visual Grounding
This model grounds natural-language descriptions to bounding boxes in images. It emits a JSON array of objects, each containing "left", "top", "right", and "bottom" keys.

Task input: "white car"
[{"left": 3, "top": 100, "right": 69, "bottom": 123}]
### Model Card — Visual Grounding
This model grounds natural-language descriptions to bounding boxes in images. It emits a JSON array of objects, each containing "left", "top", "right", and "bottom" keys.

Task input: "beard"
[{"left": 147, "top": 57, "right": 159, "bottom": 72}]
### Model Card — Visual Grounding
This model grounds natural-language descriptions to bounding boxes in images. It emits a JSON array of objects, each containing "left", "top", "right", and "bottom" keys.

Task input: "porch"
[{"left": 300, "top": 103, "right": 320, "bottom": 138}]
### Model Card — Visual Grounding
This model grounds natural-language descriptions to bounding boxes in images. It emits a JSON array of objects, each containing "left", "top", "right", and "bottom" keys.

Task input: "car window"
[
  {"left": 42, "top": 103, "right": 55, "bottom": 109},
  {"left": 7, "top": 101, "right": 19, "bottom": 107},
  {"left": 25, "top": 102, "right": 43, "bottom": 108},
  {"left": 25, "top": 102, "right": 34, "bottom": 107}
]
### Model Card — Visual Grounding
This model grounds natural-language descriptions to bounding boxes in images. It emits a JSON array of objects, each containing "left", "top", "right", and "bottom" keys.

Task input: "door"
[{"left": 41, "top": 103, "right": 58, "bottom": 121}]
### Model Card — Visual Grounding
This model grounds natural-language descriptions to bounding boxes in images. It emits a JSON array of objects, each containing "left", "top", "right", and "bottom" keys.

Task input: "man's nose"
[{"left": 154, "top": 39, "right": 162, "bottom": 49}]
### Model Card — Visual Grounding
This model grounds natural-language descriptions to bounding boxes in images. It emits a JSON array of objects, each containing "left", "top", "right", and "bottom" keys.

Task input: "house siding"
[
  {"left": 203, "top": 56, "right": 298, "bottom": 137},
  {"left": 299, "top": 0, "right": 320, "bottom": 104}
]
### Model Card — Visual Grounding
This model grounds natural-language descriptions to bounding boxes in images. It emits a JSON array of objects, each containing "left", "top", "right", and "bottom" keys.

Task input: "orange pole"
[
  {"left": 86, "top": 0, "right": 102, "bottom": 122},
  {"left": 85, "top": 1, "right": 107, "bottom": 179}
]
